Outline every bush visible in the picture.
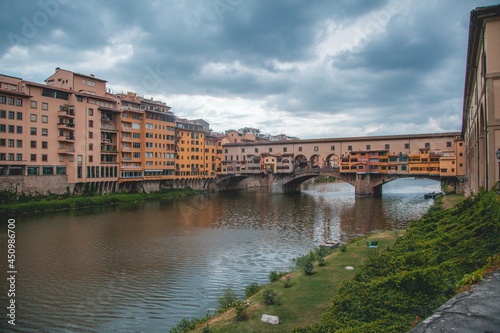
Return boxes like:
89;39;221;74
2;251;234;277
269;270;285;282
218;288;238;312
263;289;278;305
245;283;262;298
231;300;250;321
293;252;315;275
283;277;292;288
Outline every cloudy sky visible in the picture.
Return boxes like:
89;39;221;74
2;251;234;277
1;0;497;139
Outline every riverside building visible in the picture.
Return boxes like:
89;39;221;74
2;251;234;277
0;68;217;195
462;4;500;194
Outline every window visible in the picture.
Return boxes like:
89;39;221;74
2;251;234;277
133;133;140;139
0;110;5;118
330;145;335;151
0;96;5;104
255;148;258;153
8;125;14;133
88;120;93;127
41;88;69;100
366;145;371;150
133;153;140;158
89;143;93;151
89;131;93;139
283;147;288;152
8;139;14;147
89;155;93;163
88;108;93;116
31;101;37;109
314;146;319;152
42;115;48;123
298;147;303;152
348;145;352;151
8;153;14;161
16;140;22;148
425;142;431;149
8;97;15;105
42;102;48;110
16;98;22;106
8;111;14;119
41;128;48;136
31;114;37;122
446;141;452;148
42;141;48;149
385;144;390;150
16;112;22;120
0;124;5;132
30;154;36;162
0;139;4;146
404;143;410;149
133;143;140;149
16;154;22;161
30;141;36;148
269;148;273;153
16;126;22;134
42;154;48;162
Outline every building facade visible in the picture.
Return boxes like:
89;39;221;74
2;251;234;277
221;133;465;180
0;68;217;195
462;4;500;194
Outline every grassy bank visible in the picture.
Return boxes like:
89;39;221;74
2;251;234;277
0;188;200;216
183;231;402;333
294;189;499;333
179;190;498;333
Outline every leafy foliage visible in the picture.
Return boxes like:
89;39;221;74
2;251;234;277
262;289;278;305
244;282;263;298
293;189;500;333
217;288;238;313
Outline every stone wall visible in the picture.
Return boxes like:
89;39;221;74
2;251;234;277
0;175;69;195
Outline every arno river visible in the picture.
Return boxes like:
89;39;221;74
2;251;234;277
0;179;440;332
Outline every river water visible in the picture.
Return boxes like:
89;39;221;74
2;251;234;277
0;179;440;332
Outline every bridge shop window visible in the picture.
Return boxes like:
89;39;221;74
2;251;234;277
330;145;335;151
314;146;319;151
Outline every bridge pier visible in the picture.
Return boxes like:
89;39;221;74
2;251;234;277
353;174;383;196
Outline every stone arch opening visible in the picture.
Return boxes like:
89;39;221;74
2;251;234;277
326;154;339;170
310;154;324;168
294;155;308;169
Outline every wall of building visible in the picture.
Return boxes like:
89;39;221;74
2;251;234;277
0;175;68;195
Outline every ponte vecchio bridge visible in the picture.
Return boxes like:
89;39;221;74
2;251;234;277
218;132;466;196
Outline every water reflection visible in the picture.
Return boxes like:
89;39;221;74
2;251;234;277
0;179;440;332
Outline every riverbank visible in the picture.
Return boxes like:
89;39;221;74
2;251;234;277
181;189;498;333
0;188;200;216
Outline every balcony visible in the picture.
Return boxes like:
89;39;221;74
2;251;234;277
101;148;118;154
57;147;75;154
101;124;119;131
57;109;75;118
57;122;75;130
121;126;132;132
58;135;75;142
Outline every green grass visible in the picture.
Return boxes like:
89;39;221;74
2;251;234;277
0;188;199;216
189;231;402;333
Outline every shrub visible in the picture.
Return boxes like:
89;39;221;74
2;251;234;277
283;276;292;288
245;283;262;298
263;289;278;305
269;270;284;282
231;300;250;321
218;288;238;312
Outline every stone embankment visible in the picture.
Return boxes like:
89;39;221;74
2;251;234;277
409;271;500;333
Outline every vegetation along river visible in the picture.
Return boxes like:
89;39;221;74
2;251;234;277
0;179;440;332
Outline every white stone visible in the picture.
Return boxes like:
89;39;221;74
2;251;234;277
345;266;354;270
261;314;280;325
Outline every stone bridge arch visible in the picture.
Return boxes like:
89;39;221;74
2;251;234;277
310;154;324;168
